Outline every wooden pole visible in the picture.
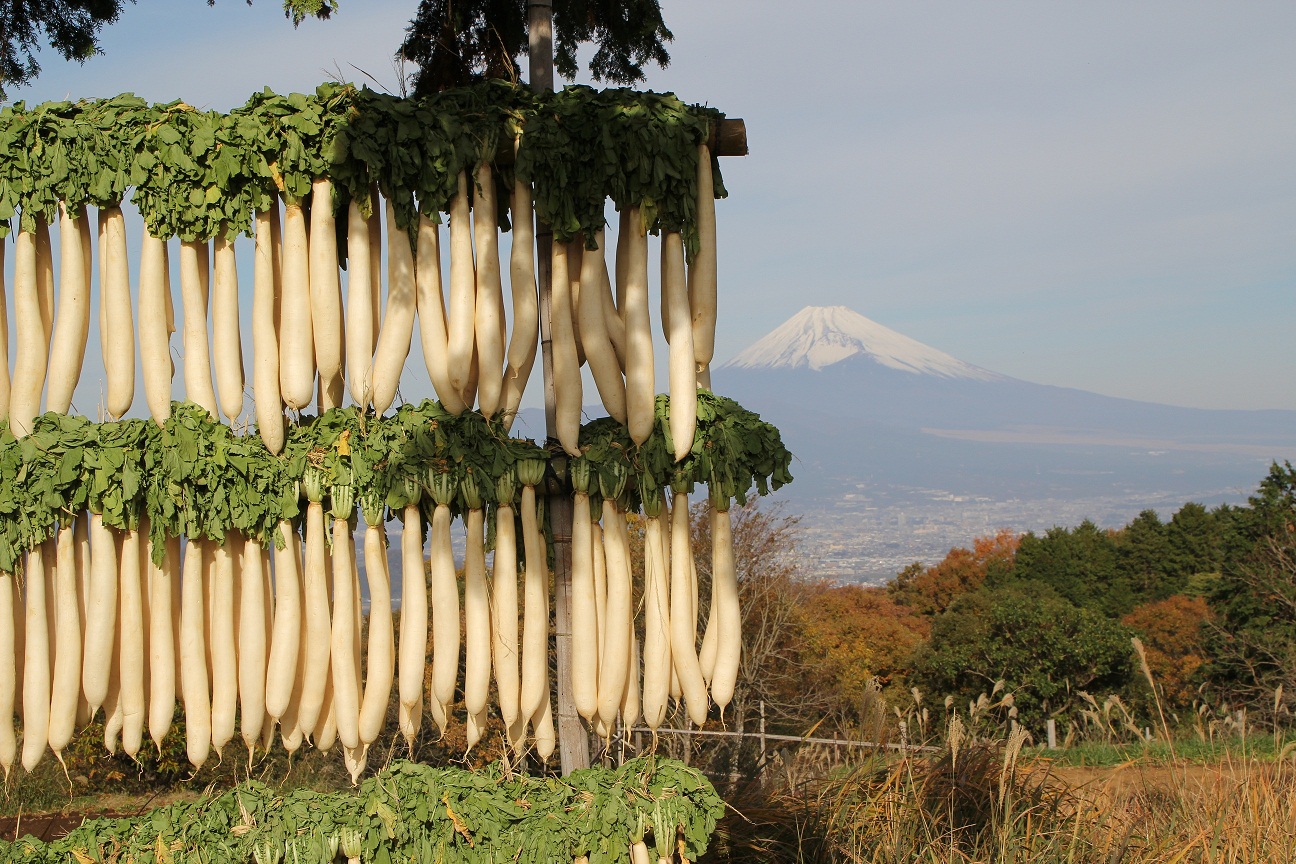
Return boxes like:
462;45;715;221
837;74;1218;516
528;0;589;775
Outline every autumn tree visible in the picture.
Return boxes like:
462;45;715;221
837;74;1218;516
1122;594;1212;713
888;528;1018;617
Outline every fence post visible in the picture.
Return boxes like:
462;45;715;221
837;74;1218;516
1046;718;1057;750
759;700;767;775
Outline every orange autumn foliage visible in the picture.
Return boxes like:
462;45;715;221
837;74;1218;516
1122;594;1213;710
888;528;1019;617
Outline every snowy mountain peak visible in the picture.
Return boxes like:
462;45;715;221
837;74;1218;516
721;305;1001;380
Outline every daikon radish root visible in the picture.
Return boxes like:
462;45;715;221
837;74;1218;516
138;229;174;426
82;513;118;716
279;199;315;411
8;229;45;436
670;490;708;724
427;470;459;728
343;741;366;785
251;208;284;452
345;198;374;407
35;217;54;342
461;474;491;726
641;490;672;730
47;523;80;759
600;255;626;372
238;536;267;754
698;549;718;685
101;624;122;754
620;625;641;731
690;143;718;388
415;215;467;414
98;206;134;419
212;234;244;422
0;571;16;778
578;229;627;423
709;502;741;716
663;231;697;461
472;163;505;417
367;186;382;351
359;495;393;747
500;159;538;426
12;560;23;726
466;705;487;752
592;517;609;682
265;520;302;722
533;691;555;762
371;201;417;414
148;535;178;751
570;461;598;722
397;490;426;752
21;544;51;771
45;204;91;414
309;178;345;410
209;539;238;757
597;490;631;728
178;240;218;415
329;486;360;752
314;672;336;752
118;526;146;759
550;242;581;456
518;459;549;722
297;470;331;737
180;540;211;770
568;242;586;369
491;470;521;732
447;170;477;402
278;556;310;756
622;207;654;444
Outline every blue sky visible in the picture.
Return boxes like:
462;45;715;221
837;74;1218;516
7;0;1295;412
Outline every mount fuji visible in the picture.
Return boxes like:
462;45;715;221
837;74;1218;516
713;306;1296;581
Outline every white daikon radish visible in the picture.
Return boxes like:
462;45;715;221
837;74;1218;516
671;491;708;724
0;571;16;777
265;520;301;722
138;229;174;426
47;523;80;758
446;171;476;401
698;549;719;685
278;561;309;756
663;232;696;461
345;198;374;407
500;162;538;425
491;472;521;732
359;495;393;747
461;476;491;723
21;544;50;771
550;242;581;455
82;513;118;716
472;163;505;417
427;471;459;726
253;209;284;452
568;242;586;369
367;187;382;351
597;499;631;727
622;208;654;444
11;561;22;726
101;626;122;755
518;464;549;722
690;143;718;388
309;178;345;409
180;540;211;769
279;199;315;411
8;229;44;436
641;496;672;730
710;505;741;716
620;625;641;731
209;539;238;756
592;519;609;682
397;495;426;751
297;470;331;736
35;217;54;342
97;206;134;419
238;536;267;753
314;672;336;752
415;215;467;414
178;240;217;415
533;692;555;762
329;486;360;751
600;255;626;372
578;230;627;424
371;201;417;414
148;535;178;751
45;205;91;414
570;464;599;722
212;234;244;422
118;526;145;759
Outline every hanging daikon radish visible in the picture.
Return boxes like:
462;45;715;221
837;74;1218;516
359;494;393;748
570;460;598;722
177;240;218;416
344;198;374;408
698;548;718;685
551;242;581;455
0;571;15;778
252;209;284;453
641;485;672;730
21;544;50;771
592;513;608;684
416;215;467;413
472;163;505;417
329;485;360;752
579;230;627;424
138;229;174;426
265;520;301;723
35;217;54;342
47;523;80;760
709;498;740;717
533;690;555;762
622;208;654;445
427;468;459;728
180;540;211;769
309;178;345;410
596;470;631;728
82;513;118;716
670;488;708;724
397;481;426;752
367;186;383;352
46;205;91;414
568;242;586;369
7;229;43;436
297;469;332;736
102;622;122;755
279;197;315;411
518;458;549;723
446;170;477;402
98;206;134;419
118;525;145;759
238;536;267;754
314;673;336;752
49;537;61;721
278;565;309;756
461;472;490;744
148;535;178;751
663;232;696;461
620;625;641;731
371;201;417;414
209;539;238;756
11;562;22;729
491;470;522;737
690;143;718;389
500;158;538;426
212;234;244;423
600;255;626;372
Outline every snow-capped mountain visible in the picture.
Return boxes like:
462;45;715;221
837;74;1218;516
723;305;1000;380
